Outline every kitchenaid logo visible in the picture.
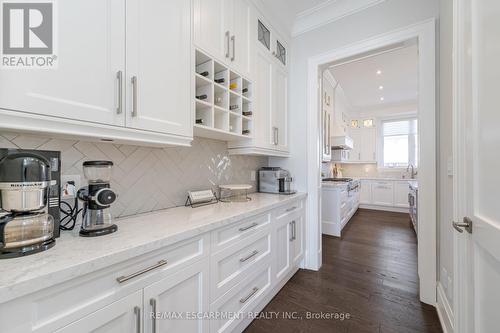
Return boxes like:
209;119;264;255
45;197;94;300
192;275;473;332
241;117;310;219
1;0;57;69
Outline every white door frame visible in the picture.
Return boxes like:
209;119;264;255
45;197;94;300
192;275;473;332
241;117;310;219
305;19;437;305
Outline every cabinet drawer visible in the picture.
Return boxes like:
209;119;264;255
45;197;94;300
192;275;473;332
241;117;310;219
274;200;304;220
22;234;209;333
210;263;272;333
210;230;271;301
211;213;271;253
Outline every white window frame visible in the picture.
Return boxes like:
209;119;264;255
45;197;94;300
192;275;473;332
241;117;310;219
378;116;418;169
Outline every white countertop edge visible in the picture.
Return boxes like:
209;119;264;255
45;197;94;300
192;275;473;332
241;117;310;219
0;192;307;303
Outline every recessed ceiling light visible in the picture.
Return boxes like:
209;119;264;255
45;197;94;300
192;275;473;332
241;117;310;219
380;97;385;101
379;85;384;90
376;70;382;75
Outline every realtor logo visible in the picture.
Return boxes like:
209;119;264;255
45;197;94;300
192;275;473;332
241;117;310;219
1;0;57;68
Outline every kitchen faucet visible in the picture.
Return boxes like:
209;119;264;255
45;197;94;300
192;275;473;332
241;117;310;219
406;164;418;179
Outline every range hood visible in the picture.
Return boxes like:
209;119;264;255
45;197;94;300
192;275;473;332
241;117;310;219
331;135;353;150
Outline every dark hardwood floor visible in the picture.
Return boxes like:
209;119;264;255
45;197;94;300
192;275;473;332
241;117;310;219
245;209;442;333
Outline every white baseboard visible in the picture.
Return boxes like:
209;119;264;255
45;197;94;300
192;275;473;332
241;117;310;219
359;204;409;213
436;282;454;333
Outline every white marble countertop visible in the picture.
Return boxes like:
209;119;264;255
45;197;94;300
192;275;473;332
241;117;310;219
0;192;306;304
354;177;417;181
321;182;348;189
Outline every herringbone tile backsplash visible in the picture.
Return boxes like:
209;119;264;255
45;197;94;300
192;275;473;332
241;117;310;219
0;132;268;218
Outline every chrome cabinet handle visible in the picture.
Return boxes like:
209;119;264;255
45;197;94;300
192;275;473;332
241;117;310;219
240;287;259;303
150;298;157;333
286;206;297;212
134;306;141;333
239;250;258;262
116;71;123;114
225;31;230;58
452;217;473;234
272;127;278;145
289;222;294;242
231;35;236;61
292;221;296;241
239;222;258;232
131;76;138;117
116;260;167;283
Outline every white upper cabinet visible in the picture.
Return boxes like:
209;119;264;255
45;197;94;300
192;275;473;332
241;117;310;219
193;0;228;61
0;0;126;126
348;126;377;163
271;64;288;151
126;0;192;137
0;0;193;147
253;49;273;149
193;0;251;78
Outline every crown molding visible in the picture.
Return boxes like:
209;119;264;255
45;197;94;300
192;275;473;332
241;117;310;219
292;0;387;37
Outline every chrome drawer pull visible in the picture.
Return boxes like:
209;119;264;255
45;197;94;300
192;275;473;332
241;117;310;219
286;206;297;212
116;260;167;283
150;298;157;333
239;222;258;232
239;250;259;262
134;306;141;333
240;287;259;304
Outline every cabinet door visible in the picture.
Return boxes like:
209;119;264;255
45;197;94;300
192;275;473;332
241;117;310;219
126;0;192;136
143;260;210;333
275;217;292;281
230;0;251;77
291;216;304;267
0;0;125;126
371;181;394;206
349;128;362;162
55;291;142;333
254;50;273;149
361;127;377;162
193;0;229;62
271;64;288;151
394;182;410;208
359;180;372;204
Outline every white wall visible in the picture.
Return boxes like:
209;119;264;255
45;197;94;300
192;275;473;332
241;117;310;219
438;0;454;306
270;0;439;193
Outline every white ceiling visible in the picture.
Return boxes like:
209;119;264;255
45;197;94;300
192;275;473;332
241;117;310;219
328;44;418;112
258;0;387;36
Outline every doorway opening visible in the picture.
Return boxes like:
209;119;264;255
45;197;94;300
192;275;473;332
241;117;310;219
304;20;436;305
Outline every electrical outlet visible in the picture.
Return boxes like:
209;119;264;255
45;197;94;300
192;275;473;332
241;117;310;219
61;175;81;199
250;171;256;181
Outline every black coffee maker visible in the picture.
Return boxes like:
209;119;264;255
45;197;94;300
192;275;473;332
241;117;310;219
0;149;61;258
77;161;117;237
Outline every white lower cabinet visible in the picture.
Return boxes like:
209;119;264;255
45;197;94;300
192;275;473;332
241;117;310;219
55;291;143;333
143;260;210;333
371;181;394;206
359;179;413;211
1;198;306;333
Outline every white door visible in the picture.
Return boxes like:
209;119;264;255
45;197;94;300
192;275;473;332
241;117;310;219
394;181;410;208
371;181;394;207
230;0;251;77
254;50;273;149
361;127;377;162
274;217;292;281
359;180;372;205
271;64;288;151
143;261;210;333
126;0;192;136
0;0;125;126
454;1;500;332
54;291;142;333
193;0;229;62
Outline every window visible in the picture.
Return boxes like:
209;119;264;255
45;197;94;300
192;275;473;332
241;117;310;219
276;40;286;65
258;20;270;50
381;118;418;168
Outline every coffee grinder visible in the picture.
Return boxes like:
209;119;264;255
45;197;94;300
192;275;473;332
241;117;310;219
77;161;117;237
